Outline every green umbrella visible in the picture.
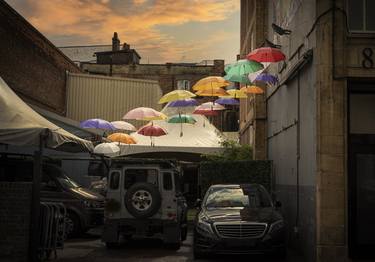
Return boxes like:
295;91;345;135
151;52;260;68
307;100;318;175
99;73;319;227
167;114;196;137
224;74;252;85
227;59;264;75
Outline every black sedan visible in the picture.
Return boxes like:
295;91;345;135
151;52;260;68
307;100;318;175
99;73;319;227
193;184;286;259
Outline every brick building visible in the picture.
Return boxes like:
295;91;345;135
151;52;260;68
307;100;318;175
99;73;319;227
240;0;375;261
0;1;81;116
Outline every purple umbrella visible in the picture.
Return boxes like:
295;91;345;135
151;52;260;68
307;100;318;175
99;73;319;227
168;98;198;107
80;118;116;130
255;73;278;85
215;97;240;105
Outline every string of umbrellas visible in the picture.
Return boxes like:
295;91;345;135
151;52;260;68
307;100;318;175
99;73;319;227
79;47;286;155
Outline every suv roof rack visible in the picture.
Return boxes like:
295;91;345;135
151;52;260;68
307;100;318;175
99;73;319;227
110;157;178;169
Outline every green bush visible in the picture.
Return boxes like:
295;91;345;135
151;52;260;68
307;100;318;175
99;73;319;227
204;140;252;161
199;160;272;197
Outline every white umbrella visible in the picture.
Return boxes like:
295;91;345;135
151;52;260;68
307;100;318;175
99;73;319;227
110;121;136;131
198;102;226;110
93;142;120;156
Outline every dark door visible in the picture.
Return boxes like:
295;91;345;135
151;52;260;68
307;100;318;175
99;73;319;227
348;82;375;258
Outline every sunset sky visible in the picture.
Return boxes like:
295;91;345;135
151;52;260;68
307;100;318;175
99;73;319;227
6;0;240;64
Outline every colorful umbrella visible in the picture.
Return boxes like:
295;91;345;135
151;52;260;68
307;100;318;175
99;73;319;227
158;90;196;104
142;113;168;121
110;121;136;131
123;107;164;120
215;97;240;105
195;88;229;97
224;74;252;85
137;124;167;146
254;73;278;85
107;133;137;144
168;114;197;137
226;59;264;75
241;85;264;94
192;76;230;91
93;142;120;156
80;118;115;130
246;47;286;63
193;109;219;116
225;89;248;99
168;98;198;107
198;102;226;111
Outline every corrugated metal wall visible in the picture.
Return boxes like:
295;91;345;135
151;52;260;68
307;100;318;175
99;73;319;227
66;73;162;127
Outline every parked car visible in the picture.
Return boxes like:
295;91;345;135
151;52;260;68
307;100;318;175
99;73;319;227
102;158;188;249
0;154;105;238
193;184;286;259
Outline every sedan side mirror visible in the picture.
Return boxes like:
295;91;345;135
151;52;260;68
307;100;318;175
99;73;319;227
275;201;282;208
195;198;202;209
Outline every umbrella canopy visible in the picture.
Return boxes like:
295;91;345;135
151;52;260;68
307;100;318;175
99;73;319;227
241;85;264;94
215;97;240;105
168;114;197;124
110;121;136;131
254;73;279;85
80;118;115;130
107;133;137;144
123;107;164;120
226;59;264;75
137;124;167;137
198;102;226;111
167;98;198;107
224;89;248;99
93;142;120;155
142;112;168;121
224;74;252;84
158;90;196;104
192;76;230;91
193;109;219;116
195;88;229;97
246;47;286;63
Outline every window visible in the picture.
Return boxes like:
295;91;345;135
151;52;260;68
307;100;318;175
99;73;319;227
124;169;158;189
174;172;182;194
109;171;120;190
177;80;190;90
163;172;173;191
348;0;375;32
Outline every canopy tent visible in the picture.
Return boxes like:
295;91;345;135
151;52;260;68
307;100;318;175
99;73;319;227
0;77;93;152
118;104;224;156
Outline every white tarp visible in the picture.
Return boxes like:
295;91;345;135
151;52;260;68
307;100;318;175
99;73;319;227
0;77;93;152
119;104;224;155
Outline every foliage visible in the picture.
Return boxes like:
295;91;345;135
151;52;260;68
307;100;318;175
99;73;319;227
199;160;272;197
203;140;253;161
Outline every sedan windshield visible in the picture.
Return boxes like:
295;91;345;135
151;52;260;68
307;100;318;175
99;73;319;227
204;186;272;208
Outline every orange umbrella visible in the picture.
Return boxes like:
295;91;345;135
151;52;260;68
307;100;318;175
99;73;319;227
107;133;137;144
241;85;264;94
192;76;230;91
196;88;229;97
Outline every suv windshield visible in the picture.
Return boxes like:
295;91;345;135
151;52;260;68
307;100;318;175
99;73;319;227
204;186;272;208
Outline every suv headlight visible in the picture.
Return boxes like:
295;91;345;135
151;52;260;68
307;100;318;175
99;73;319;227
268;220;284;234
196;215;214;235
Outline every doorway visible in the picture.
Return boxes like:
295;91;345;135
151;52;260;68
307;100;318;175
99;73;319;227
348;81;375;258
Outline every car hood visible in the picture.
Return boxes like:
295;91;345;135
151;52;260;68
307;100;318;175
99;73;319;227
203;207;281;224
69;187;105;201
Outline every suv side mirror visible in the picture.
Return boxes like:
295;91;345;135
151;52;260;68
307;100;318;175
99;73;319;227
275;200;282;208
195;199;202;209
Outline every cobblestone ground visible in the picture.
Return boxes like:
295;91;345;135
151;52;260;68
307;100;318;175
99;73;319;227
55;227;302;262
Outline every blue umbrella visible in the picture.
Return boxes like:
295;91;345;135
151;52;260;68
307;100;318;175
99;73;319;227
80;118;116;130
255;73;278;85
215;97;240;105
168;98;198;107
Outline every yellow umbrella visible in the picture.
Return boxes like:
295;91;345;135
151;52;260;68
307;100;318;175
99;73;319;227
192;76;230;91
141;112;168;121
222;89;248;98
196;88;229;97
241;85;264;94
107;133;137;144
158;90;196;104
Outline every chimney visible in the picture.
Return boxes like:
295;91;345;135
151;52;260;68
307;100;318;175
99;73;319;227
112;32;120;51
122;43;130;51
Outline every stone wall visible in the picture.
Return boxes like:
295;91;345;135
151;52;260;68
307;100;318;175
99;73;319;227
0;1;81;115
0;182;32;262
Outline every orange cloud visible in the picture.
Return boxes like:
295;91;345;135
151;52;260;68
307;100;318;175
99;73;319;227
12;0;239;63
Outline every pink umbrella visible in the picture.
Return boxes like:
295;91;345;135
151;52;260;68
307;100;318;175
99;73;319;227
198;102;226;111
123;107;163;120
137;124;167;146
110;121;136;131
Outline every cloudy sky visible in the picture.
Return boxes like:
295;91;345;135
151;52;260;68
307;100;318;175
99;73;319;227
6;0;240;64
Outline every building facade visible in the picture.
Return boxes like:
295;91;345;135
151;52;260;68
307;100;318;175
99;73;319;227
0;1;81;116
241;0;375;261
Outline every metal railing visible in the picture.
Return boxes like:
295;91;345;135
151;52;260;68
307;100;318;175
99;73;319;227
38;202;66;260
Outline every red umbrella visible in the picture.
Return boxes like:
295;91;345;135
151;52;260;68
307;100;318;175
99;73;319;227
246;47;286;63
193;109;219;116
137;124;167;146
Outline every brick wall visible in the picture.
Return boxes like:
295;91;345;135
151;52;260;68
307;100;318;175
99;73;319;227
0;182;32;262
0;1;81;116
